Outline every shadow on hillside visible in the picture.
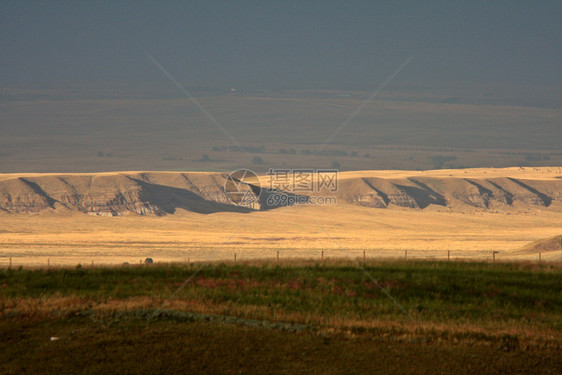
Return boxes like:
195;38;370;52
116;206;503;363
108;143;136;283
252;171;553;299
130;178;252;214
396;179;447;208
507;178;552;207
253;185;311;210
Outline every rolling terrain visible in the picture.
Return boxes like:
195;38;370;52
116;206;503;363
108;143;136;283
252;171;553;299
1;167;561;215
0;167;561;266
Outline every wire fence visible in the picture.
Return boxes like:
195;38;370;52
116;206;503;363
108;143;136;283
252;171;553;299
0;248;548;268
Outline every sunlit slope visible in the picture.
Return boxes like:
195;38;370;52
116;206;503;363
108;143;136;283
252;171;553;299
332;173;561;210
1;167;560;215
511;235;562;261
0;172;247;215
1;167;560;265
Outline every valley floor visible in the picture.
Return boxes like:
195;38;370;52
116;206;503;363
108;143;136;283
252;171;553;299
1;205;561;267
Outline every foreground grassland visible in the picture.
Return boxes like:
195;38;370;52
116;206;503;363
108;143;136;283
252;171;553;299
1;260;560;374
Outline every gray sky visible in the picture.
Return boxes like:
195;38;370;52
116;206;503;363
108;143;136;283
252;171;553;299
1;1;560;90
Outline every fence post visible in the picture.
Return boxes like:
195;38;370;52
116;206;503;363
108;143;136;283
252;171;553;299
448;250;450;261
277;250;279;262
321;250;324;260
234;253;237;262
539;252;541;262
9;257;12;268
363;250;366;261
405;250;407;260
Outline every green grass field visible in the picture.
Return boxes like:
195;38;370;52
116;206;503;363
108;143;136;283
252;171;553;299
1;260;560;374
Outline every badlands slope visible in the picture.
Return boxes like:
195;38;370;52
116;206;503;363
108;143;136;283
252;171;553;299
0;167;561;266
1;167;561;215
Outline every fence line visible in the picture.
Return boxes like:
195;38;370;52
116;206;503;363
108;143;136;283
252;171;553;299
0;249;549;268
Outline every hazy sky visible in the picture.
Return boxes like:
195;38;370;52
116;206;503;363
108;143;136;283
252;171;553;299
1;1;560;90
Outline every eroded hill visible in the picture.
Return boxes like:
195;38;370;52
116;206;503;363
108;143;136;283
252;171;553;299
335;175;560;210
0;168;560;215
0;172;249;215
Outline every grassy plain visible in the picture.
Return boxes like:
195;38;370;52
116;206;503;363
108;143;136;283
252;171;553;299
2;82;560;373
1;201;561;267
1;260;560;374
1;167;561;267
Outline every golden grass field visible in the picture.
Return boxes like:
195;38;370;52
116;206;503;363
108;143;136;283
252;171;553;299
1;167;560;267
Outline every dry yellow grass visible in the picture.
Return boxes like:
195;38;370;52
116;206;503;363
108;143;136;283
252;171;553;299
259;166;562;183
1;167;560;267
